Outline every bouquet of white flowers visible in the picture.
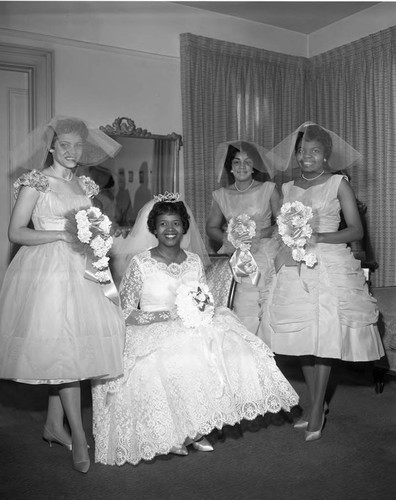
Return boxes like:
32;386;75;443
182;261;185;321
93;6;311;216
175;281;214;328
227;213;256;251
227;214;260;284
277;201;317;268
69;207;113;283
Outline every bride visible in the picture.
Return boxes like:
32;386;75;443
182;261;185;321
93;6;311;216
92;193;298;466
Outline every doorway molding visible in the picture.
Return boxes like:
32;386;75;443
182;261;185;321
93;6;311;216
0;43;53;128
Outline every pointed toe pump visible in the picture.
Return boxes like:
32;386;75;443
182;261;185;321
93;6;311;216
305;413;326;443
42;426;72;451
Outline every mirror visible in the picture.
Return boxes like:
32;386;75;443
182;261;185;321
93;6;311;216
88;116;182;227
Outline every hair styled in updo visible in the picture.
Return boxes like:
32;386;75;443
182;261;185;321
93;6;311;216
50;118;89;144
45;118;89;167
224;141;268;184
294;125;333;160
147;201;190;235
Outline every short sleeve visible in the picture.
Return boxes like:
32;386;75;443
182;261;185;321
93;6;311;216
13;170;50;198
79;176;100;199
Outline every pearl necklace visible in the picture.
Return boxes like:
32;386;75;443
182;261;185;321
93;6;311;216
301;170;325;181
234;178;254;193
50;165;73;182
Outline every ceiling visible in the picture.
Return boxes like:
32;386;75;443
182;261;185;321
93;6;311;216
174;1;381;34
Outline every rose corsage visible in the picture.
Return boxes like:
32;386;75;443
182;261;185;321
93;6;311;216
175;281;214;328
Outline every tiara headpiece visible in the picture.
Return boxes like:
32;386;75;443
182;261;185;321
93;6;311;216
153;192;180;203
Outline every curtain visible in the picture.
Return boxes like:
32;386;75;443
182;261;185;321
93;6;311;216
308;27;396;286
153;138;176;194
180;33;308;248
180;29;396;286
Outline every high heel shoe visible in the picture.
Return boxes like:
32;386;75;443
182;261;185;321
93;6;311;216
192;437;214;452
293;418;309;429
305;412;326;442
72;445;90;473
170;445;189;456
294;402;329;430
43;426;72;451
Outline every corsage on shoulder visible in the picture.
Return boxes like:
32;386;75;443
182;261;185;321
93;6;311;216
13;170;50;198
175;281;214;328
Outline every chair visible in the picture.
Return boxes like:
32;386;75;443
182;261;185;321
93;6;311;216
205;254;237;309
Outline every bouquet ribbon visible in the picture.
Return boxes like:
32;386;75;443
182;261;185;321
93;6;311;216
229;248;260;285
84;256;120;306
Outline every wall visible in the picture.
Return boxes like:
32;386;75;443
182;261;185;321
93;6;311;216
1;1;394;139
309;2;396;56
0;1;306;138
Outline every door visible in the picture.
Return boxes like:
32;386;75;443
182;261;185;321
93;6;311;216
0;69;28;286
0;44;53;286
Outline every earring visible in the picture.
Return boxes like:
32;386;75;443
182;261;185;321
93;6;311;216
324;158;327;162
49;149;54;153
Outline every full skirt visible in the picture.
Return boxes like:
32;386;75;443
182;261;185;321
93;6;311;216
92;308;298;466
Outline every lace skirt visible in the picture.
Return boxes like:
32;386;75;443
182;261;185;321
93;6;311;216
92;308;298;466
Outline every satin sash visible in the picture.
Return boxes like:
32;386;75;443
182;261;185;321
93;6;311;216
229;248;260;285
84;256;120;306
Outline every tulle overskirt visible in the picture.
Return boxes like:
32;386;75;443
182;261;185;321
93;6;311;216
0;241;125;383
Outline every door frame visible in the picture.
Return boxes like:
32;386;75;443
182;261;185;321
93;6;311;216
0;42;53;129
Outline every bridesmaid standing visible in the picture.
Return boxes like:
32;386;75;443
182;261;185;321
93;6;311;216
206;141;280;334
0;116;125;472
258;123;384;441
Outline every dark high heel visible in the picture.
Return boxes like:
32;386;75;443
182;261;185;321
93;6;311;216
72;444;90;473
43;425;72;451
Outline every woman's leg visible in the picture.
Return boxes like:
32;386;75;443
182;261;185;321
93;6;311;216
307;358;332;432
58;382;89;465
44;387;72;444
300;355;316;419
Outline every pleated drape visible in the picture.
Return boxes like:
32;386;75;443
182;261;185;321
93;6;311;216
180;33;307;249
308;27;396;286
180;29;396;286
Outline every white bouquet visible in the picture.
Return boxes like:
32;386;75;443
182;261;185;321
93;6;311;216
227;213;256;251
277;201;317;268
69;207;113;283
226;214;260;283
175;281;214;328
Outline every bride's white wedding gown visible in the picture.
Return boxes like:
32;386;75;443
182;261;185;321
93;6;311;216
92;250;298;466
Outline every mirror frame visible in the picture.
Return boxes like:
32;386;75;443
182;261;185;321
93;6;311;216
100;116;182;190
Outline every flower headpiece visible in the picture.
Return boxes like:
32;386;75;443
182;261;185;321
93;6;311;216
153;192;180;203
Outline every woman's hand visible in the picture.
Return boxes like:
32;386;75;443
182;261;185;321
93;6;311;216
221;233;236;254
307;232;321;246
58;231;76;244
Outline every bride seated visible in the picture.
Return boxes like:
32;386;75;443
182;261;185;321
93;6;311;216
92;193;298;466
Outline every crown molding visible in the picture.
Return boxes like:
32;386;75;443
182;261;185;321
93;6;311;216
0;27;179;62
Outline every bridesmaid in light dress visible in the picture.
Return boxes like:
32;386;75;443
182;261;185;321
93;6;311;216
258;123;384;441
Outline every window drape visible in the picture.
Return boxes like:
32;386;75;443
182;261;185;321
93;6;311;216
180;29;396;286
308;27;396;287
180;33;307;249
153;138;176;194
